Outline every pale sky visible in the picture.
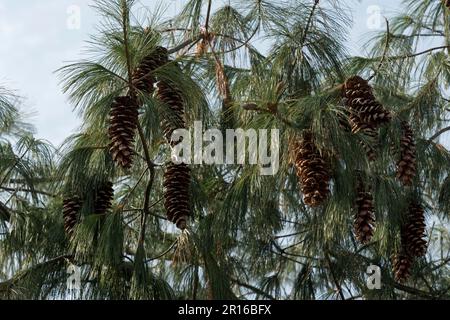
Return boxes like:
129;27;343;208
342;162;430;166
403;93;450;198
0;0;406;146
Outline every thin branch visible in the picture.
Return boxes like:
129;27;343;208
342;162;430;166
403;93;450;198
387;45;450;61
368;18;390;81
205;0;213;32
137;124;156;247
120;0;134;96
0;144;33;188
325;251;345;300
427;126;450;142
0;187;56;198
145;240;178;263
300;0;320;47
167;35;202;55
230;278;276;300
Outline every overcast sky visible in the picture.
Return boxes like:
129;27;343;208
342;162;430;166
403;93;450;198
0;0;405;146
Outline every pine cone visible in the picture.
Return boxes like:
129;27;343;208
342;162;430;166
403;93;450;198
396;122;416;186
94;181;114;215
344;76;391;132
392;252;413;282
338;103;377;161
108;96;139;169
354;178;376;244
156;80;186;146
293;131;331;207
132;46;168;94
63;196;82;237
446;0;450;9
163;162;191;230
402;202;427;257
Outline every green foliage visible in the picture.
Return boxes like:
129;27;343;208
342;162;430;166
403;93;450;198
1;0;450;300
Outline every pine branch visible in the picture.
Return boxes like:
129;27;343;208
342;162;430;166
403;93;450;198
0;186;57;198
368;19;390;81
230;278;276;300
428;126;450;142
300;0;320;48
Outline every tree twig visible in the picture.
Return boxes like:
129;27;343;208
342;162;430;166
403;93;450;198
368;18;390;81
427;126;450;142
230;278;276;300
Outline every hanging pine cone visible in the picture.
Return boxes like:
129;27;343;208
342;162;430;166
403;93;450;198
132;46;168;94
338;102;377;161
108;96;139;169
353;178;376;244
402;202;427;257
392;252;413;282
343;76;391;132
94;181;114;215
445;0;450;9
63;196;82;237
396;121;416;186
156;80;186;146
163;162;191;230
293;131;331;207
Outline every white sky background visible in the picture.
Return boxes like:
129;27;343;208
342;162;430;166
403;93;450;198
0;0;429;147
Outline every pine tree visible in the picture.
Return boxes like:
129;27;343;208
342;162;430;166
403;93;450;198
1;0;450;301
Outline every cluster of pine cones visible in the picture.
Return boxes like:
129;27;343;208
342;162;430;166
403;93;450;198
62;181;115;237
64;44;192;236
291;75;425;282
157;78;191;230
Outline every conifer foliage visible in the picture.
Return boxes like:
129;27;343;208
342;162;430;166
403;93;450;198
1;0;450;301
